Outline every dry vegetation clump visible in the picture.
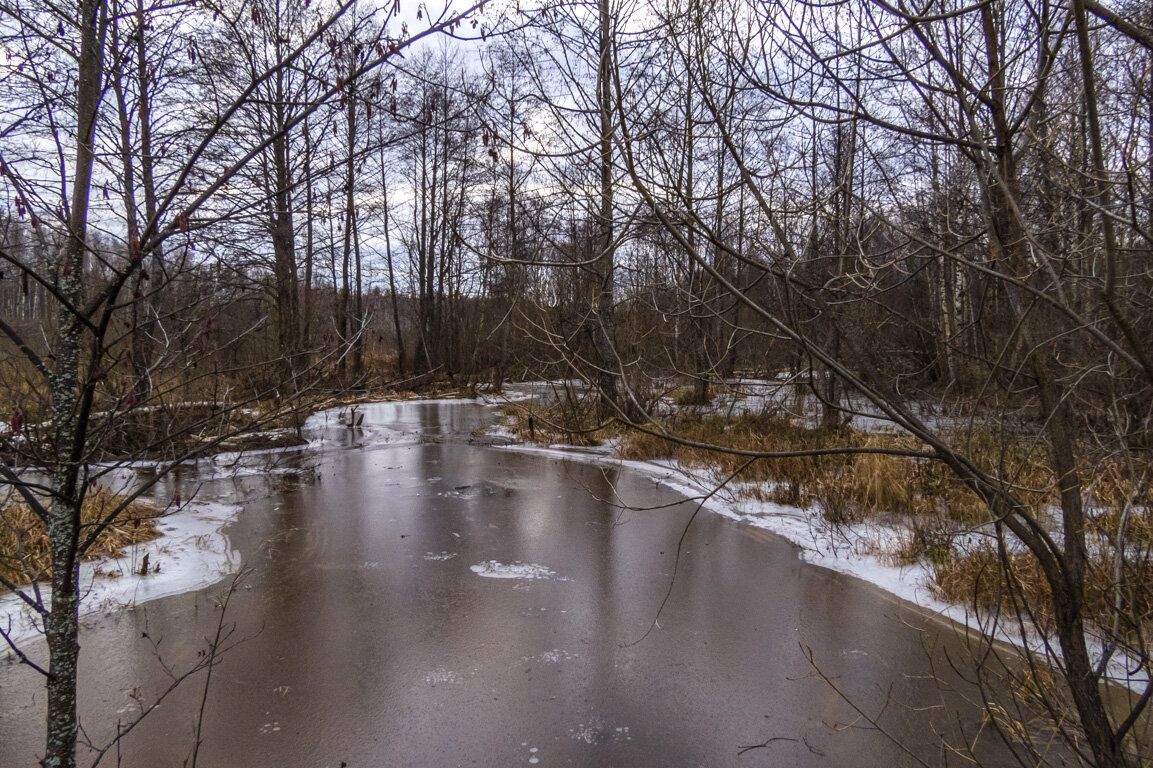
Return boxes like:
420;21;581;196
616;412;928;522
914;460;994;525
670;386;713;407
932;545;1040;612
933;540;1153;644
0;486;160;586
618;408;1148;524
499;394;607;447
1092;507;1153;545
931;460;1151;636
892;518;956;566
1088;457;1153;513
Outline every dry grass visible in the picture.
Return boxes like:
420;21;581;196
892;518;955;566
617;412;930;522
617;409;1148;525
671;386;713;407
1092;507;1153;545
0;487;160;586
933;545;1021;610
1090;458;1153;512
499;395;607;447
933;541;1153;643
617;406;1153;641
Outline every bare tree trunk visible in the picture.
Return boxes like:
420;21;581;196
413;116;434;373
271;59;299;384
110;23;146;393
498;96;519;390
302;115;314;358
978;5;1125;763
339;97;355;379
133;0;160;396
44;2;105;765
595;0;620;417
684;78;710;403
380;164;405;374
272;129;298;384
110;1;158;403
352;198;363;381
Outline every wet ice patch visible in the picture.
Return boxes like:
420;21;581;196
424;551;457;561
259;721;281;734
569;720;630;745
470;561;567;581
527;649;576;664
424;668;462;686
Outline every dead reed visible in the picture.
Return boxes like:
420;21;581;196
0;486;160;586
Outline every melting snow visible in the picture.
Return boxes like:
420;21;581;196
469;561;566;581
424;668;463;685
1;501;242;650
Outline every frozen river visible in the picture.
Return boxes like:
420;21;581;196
0;398;1026;766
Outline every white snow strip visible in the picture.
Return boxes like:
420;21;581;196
1;500;242;650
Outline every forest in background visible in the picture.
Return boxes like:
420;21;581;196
2;0;1152;764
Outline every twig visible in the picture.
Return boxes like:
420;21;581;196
621;456;759;648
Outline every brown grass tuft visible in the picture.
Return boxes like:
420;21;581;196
671;386;712;407
893;518;955;566
1092;507;1153;545
618;413;925;521
1;486;160;587
499;394;607;447
933;541;1153;643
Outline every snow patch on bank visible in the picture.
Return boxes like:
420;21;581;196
1;500;242;650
